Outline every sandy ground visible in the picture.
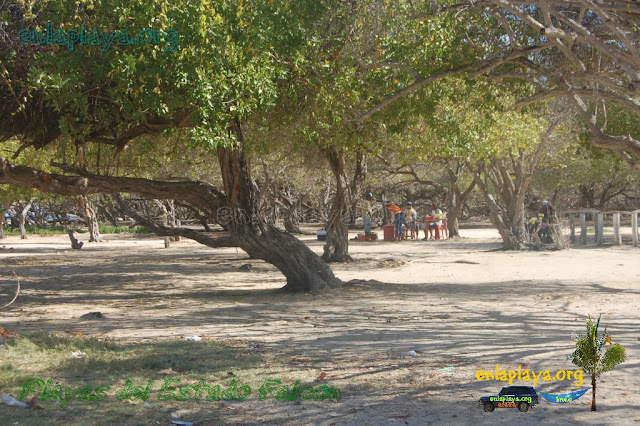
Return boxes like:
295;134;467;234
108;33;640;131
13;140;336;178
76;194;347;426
1;224;639;425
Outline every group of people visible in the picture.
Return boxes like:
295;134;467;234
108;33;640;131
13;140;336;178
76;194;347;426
528;200;555;243
361;193;445;242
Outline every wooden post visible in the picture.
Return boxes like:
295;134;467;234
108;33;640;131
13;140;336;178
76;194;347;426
632;213;638;247
580;213;587;245
613;213;622;245
596;213;604;245
569;213;576;244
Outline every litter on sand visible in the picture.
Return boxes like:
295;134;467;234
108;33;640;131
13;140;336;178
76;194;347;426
1;394;28;408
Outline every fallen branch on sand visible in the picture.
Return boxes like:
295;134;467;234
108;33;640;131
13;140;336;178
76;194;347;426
0;270;20;311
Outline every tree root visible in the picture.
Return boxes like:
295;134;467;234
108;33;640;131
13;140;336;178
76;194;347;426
0;270;20;311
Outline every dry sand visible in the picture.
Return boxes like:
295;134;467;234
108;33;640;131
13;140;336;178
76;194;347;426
1;224;639;425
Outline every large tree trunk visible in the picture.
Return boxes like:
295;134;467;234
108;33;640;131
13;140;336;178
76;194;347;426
444;160;476;238
217;119;339;292
75;195;101;242
0;152;339;293
319;147;352;263
348;150;368;226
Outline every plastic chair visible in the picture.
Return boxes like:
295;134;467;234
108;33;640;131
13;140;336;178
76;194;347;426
434;213;448;240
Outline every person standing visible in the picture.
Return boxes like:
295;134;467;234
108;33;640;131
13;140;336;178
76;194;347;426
362;192;375;241
385;203;405;241
404;202;418;239
539;201;554;243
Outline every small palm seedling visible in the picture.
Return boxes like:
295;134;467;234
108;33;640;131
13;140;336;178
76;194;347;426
567;314;626;411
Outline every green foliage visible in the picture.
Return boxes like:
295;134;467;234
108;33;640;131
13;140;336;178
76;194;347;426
567;314;626;376
98;224;149;234
533;136;640;208
10;0;319;149
0;332;262;423
3;225;82;236
567;314;626;411
2;224;148;236
389;77;544;164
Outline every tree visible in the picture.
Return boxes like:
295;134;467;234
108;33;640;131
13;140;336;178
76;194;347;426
361;1;640;170
567;314;626;411
532;102;640;208
379;120;478;238
389;74;558;249
75;195;101;242
0;0;341;292
533;142;640;209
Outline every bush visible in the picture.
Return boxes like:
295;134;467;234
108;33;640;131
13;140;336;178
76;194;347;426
4;224;150;236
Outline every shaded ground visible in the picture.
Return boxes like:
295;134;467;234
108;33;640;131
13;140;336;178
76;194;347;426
1;224;639;425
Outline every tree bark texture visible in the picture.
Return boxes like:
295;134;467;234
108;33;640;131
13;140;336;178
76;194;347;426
469;159;531;250
348;150;368;226
445;161;476;238
319;146;352;263
75;195;101;242
17;199;33;240
217;119;339;292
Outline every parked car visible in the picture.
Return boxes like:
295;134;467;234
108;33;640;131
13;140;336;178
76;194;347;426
479;386;539;412
66;214;81;222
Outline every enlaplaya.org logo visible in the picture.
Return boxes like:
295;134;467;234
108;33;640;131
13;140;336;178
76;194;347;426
18;22;179;52
476;365;583;386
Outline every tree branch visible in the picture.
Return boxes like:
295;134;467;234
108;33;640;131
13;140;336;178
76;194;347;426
358;43;552;124
113;195;238;248
0;157;226;217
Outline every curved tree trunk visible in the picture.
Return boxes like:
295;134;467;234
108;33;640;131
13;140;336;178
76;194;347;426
218;119;340;292
1;147;339;293
76;195;101;242
319;146;352;263
283;208;303;233
283;196;305;234
17;199;33;240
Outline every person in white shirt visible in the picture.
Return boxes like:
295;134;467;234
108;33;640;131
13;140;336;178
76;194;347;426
404;201;418;239
426;202;442;240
